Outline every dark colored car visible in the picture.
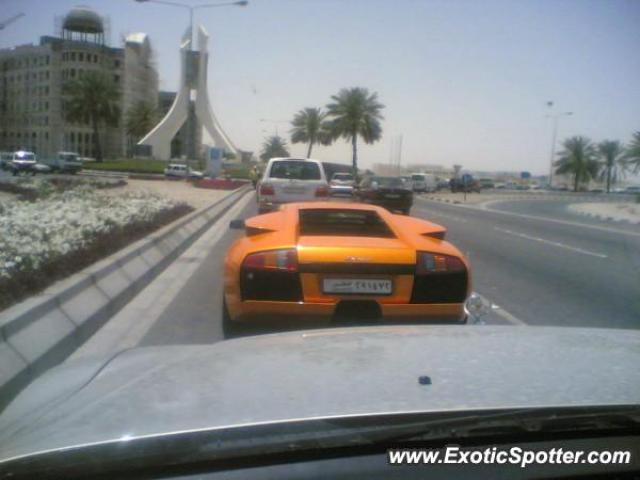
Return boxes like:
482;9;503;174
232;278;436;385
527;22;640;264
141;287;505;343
450;174;481;193
355;176;413;214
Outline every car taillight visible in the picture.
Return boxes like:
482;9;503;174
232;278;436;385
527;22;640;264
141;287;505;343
240;249;302;301
411;251;468;304
416;252;465;275
260;183;275;195
243;249;298;272
315;185;329;197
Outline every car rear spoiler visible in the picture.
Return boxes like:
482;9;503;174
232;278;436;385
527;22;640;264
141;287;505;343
230;212;281;237
391;214;447;240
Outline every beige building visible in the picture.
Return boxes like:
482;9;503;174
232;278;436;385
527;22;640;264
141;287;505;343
0;6;158;159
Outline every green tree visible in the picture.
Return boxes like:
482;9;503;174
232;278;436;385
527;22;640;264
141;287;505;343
625;131;640;173
290;107;332;158
260;135;290;162
64;71;120;162
597;140;628;193
325;87;384;179
125;101;157;157
554;136;599;192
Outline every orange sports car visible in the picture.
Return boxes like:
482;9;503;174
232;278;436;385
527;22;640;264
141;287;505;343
223;202;471;336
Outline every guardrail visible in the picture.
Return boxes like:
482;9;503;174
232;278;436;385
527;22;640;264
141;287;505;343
0;186;251;410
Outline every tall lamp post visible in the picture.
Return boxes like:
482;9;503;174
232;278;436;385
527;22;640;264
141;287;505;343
546;109;573;187
134;0;248;50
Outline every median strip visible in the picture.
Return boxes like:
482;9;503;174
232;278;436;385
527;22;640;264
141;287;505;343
0;186;250;410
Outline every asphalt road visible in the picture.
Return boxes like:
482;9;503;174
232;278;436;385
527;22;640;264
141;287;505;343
131;193;640;350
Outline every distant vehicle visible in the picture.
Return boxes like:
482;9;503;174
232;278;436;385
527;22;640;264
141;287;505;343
32;163;52;173
224;202;468;336
42;151;83;174
478;178;495;189
164;163;204;180
588;187;604;193
355;176;413;214
257;157;329;214
6;150;37;176
494;182;506;189
450;174;481;193
410;173;437;193
329;172;355;196
436;178;450;191
624;186;640;193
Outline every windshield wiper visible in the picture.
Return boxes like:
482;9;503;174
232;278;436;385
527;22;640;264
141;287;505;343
354;405;640;444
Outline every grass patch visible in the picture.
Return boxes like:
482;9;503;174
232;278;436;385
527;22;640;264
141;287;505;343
0;203;193;311
222;164;251;179
86;159;167;174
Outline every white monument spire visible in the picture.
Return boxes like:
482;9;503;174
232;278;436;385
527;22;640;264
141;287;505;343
138;25;238;160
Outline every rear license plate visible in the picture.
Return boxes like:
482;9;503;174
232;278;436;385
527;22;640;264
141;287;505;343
323;278;392;295
385;194;401;198
283;186;306;194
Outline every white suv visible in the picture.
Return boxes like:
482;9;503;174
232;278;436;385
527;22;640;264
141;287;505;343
257;158;329;213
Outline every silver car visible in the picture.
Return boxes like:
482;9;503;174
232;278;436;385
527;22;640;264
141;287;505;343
0;326;638;478
257;157;329;213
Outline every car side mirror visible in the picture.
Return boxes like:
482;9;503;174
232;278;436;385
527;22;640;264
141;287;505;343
229;219;245;230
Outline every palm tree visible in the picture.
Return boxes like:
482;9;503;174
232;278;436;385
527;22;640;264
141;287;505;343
260;135;290;162
597;140;628;193
625;131;640;173
554;136;599;192
290;107;331;158
64;71;120;162
325;87;384;179
125;101;157;156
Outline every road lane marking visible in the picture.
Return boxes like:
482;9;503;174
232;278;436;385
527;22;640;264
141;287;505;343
415;197;640;238
70;191;255;360
473;291;527;326
494;227;608;258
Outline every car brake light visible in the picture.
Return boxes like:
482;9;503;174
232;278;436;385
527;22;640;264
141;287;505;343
243;249;298;272
416;252;465;275
315;185;329;197
260;183;275;195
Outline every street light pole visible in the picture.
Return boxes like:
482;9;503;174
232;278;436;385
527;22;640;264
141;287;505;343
546;110;573;187
135;0;248;50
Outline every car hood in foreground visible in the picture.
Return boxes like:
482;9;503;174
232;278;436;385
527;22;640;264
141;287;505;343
1;325;639;463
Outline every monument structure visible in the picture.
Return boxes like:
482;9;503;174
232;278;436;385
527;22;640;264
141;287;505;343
138;25;237;160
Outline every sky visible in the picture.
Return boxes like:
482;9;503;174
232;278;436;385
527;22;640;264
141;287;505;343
1;0;639;174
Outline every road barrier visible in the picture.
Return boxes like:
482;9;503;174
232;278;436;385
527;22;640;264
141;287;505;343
0;186;251;410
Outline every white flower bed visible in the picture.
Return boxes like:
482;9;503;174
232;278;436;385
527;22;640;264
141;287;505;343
0;184;179;280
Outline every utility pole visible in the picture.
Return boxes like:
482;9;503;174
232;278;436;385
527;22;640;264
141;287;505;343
546;101;573;188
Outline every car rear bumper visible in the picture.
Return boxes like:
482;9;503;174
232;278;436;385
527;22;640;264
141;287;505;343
258;198;328;213
365;198;413;211
230;300;466;325
330;185;354;195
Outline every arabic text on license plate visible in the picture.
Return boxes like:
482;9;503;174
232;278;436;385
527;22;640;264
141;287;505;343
284;187;306;194
323;278;392;295
385;194;400;198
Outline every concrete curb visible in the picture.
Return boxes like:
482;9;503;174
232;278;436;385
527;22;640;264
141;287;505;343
567;204;640;225
0;186;251;408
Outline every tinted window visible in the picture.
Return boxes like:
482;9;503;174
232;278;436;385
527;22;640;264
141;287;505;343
373;177;405;188
299;209;396;238
270;161;321;180
333;173;353;181
411;174;425;181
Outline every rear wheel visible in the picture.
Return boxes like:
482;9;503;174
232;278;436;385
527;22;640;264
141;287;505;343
222;296;244;339
402;208;411;215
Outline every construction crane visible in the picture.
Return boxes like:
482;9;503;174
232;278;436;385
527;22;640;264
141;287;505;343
0;13;25;31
